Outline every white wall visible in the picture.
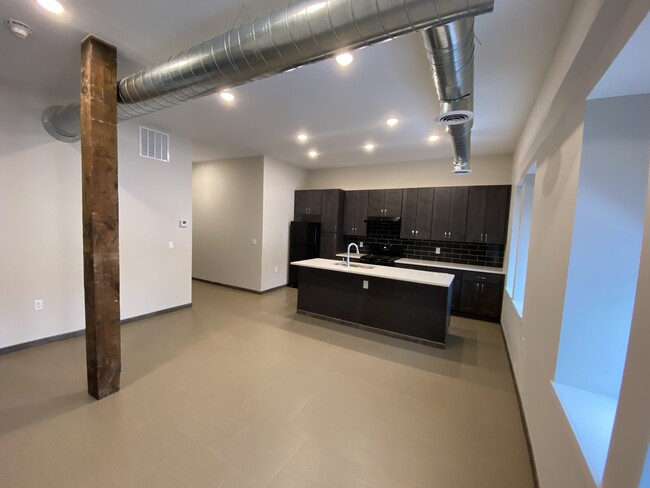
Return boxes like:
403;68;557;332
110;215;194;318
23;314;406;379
501;0;650;487
304;154;512;190
261;157;307;291
0;88;85;349
0;86;193;349
118;120;193;319
192;156;264;291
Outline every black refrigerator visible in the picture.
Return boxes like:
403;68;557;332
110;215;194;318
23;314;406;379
288;221;321;288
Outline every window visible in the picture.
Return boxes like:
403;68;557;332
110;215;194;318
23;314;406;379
506;165;536;316
554;94;649;485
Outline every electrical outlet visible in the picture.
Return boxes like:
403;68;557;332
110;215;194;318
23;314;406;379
274;266;278;273
435;247;441;255
362;280;369;289
33;299;43;311
359;241;364;248
168;241;174;249
251;239;257;246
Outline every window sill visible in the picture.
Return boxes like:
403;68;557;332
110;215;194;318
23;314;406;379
553;382;618;485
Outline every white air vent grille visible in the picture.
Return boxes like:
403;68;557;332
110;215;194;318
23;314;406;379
139;126;169;161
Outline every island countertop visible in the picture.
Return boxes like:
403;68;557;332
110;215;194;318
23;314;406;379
291;258;454;287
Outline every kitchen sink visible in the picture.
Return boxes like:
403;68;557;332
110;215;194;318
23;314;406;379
333;262;375;269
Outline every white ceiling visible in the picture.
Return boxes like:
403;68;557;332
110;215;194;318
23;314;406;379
0;0;574;168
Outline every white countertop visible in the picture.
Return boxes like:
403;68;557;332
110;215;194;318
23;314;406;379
396;258;505;274
291;258;454;287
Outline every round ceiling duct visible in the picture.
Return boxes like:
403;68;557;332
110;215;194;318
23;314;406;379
4;19;33;39
435;110;474;126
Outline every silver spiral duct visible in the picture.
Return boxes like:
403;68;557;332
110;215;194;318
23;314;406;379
422;18;476;173
42;0;493;143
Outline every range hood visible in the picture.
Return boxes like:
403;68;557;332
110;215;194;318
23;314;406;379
365;216;401;223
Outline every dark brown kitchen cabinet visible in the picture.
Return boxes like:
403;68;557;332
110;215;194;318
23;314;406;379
343;190;368;236
294;190;322;221
367;189;403;218
459;271;505;321
431;186;468;241
320;232;341;259
465;185;511;245
400;188;434;240
320;189;344;233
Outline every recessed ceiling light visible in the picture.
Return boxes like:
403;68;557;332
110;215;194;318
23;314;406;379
37;0;65;15
363;143;375;152
297;133;309;143
335;52;354;67
428;135;440;142
386;118;399;127
308;150;319;159
219;90;236;102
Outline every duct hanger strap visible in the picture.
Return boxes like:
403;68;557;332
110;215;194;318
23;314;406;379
43;0;493;142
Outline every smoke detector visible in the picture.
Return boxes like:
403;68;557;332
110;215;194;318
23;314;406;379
4;19;33;39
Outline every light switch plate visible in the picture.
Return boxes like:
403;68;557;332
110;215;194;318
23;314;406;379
363;280;369;289
168;241;174;249
33;299;43;311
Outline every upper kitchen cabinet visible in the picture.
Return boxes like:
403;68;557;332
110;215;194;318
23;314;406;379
320;189;345;233
294;190;322;221
367;189;403;218
400;188;434;240
465;185;511;245
343;190;369;236
431;186;469;241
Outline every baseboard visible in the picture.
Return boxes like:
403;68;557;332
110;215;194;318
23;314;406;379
499;324;541;488
120;303;192;325
0;329;85;356
192;277;287;295
0;303;193;356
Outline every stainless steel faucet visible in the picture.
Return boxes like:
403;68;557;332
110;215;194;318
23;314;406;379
346;243;360;268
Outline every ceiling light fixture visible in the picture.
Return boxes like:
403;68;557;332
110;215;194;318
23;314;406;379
4;19;33;39
386;118;399;127
363;143;375;152
335;52;354;67
308;150;319;159
428;135;440;142
219;90;235;103
296;133;309;143
36;0;65;15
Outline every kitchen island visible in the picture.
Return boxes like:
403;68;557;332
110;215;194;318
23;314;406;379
291;258;454;347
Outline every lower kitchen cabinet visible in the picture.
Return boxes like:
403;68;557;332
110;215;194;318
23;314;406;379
458;271;504;321
396;263;504;321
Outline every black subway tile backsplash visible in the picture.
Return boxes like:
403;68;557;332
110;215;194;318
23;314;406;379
345;221;505;268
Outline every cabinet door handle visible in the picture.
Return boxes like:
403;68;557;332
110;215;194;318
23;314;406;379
476;283;479;292
411;230;414;236
480;233;484;241
485;234;488;242
481;284;485;293
415;230;419;236
449;231;452;239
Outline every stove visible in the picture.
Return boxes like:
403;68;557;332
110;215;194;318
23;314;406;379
359;244;404;267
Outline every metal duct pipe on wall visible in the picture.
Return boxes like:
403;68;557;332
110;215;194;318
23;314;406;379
422;18;476;173
42;0;493;143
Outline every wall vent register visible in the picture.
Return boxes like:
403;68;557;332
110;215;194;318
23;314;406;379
139;126;169;162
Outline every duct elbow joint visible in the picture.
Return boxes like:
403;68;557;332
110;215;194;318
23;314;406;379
41;105;81;143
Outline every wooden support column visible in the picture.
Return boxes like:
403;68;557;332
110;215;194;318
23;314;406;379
80;36;121;400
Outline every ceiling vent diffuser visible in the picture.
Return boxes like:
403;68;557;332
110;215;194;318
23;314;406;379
139;126;169;162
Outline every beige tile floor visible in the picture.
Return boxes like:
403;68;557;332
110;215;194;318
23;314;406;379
0;280;534;487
